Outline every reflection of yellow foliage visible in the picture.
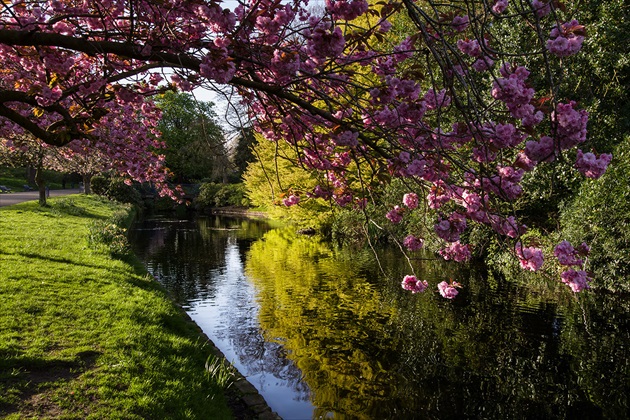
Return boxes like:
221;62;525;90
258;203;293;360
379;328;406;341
246;228;408;418
244;224;621;417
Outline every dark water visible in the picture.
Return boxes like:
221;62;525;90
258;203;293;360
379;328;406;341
129;216;630;419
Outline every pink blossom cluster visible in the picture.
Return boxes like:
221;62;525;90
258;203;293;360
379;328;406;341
403;193;419;209
434;213;467;242
451;15;470;32
439;242;472;262
560;269;591;293
283;194;300;206
525;136;555;163
554;241;592;292
546;20;585;57
531;0;551;17
515;243;544;271
553;101;589;149
386;205;404;224
492;0;509;14
325;0;369;21
457;39;481;57
575;150;612;179
401;275;428;293
492;65;544;127
437;280;460;299
403;235;424;251
554;240;587;267
490;215;524;239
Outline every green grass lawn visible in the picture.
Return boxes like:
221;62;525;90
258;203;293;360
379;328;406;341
0;195;234;419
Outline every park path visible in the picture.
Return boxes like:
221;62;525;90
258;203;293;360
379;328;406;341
0;188;83;207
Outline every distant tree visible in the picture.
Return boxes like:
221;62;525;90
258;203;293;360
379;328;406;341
48;143;110;195
0;134;51;205
231;126;256;181
155;92;227;183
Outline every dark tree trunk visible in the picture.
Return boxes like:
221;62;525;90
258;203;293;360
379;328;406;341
35;165;46;206
82;174;92;195
27;166;36;186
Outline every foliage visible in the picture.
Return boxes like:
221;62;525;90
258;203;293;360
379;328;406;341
205;355;236;390
195;182;250;209
243;134;333;230
230;126;256;181
0;166;63;191
155;91;229;183
90;175;143;207
90;174;109;196
0;195;233;418
88;207;135;258
0;0;619;294
560;137;630;291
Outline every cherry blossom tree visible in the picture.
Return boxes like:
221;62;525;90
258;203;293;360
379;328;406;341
0;134;52;205
0;0;611;294
47;141;111;195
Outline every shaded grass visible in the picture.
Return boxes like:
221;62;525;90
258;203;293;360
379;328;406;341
0;166;63;190
0;195;233;419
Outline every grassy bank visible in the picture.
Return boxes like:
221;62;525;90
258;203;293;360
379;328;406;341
0;195;233;419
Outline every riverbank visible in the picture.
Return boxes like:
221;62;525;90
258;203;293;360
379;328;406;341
0;195;272;418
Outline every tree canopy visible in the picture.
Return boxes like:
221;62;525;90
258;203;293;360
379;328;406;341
155;91;228;183
0;0;615;294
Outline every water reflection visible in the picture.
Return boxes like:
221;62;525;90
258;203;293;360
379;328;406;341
130;216;630;419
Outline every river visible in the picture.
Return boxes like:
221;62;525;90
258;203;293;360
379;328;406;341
129;215;630;419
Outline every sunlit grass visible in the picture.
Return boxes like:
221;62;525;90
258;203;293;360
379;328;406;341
0;195;233;419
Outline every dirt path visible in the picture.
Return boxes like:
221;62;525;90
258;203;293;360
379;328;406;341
0;188;82;207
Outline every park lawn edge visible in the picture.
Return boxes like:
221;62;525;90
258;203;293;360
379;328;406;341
0;195;234;419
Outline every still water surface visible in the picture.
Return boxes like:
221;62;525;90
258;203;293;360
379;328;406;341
129;216;629;419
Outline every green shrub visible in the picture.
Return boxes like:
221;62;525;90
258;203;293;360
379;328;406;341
195;182;250;209
90;175;109;196
90;175;143;207
87;208;134;258
107;178;143;207
560;137;630;291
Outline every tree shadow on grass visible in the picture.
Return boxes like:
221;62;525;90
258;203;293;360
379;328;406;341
0;350;100;417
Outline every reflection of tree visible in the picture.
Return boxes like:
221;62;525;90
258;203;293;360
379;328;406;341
129;217;270;306
129;217;629;418
245;227;629;418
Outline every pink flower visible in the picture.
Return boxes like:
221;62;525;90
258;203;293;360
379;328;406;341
283;194;300;206
525;136;555;162
515;243;544;271
553;101;589;149
492;0;508;14
402;275;428;293
437;280;460;299
472;57;494;72
451;15;470;32
386;205;403;223
575;149;612;179
531;0;551;17
403;235;424;251
434;213;467;242
546;20;585;57
325;0;369;21
403;192;419;209
439;241;472;262
457;39;481;57
554;240;584;267
560;269;591;292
